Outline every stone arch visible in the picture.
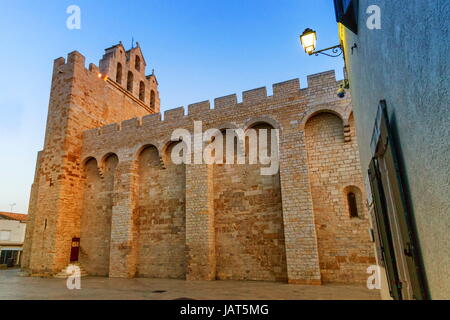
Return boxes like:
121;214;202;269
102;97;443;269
213;119;287;282
160;139;189;167
345;110;354;126
163;140;187;167
205;123;239;165
304;111;345;142
243;120;280;167
127;71;134;92
116;62;122;84
137;145;160;169
216;121;239;131
160;139;178;159
99;152;120;172
102;153;119;179
81;156;97;168
343;112;356;142
305;112;372;283
135;55;141;71
80;153;118;276
150;90;156;109
343;185;364;219
133;142;161;161
139;81;145;102
81;157;99;174
136;142;186;279
300;106;346;130
244;116;282;132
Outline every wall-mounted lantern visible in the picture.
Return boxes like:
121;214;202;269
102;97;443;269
300;28;343;57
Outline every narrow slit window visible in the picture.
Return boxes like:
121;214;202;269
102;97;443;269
127;71;134;92
116;63;122;84
150;90;155;109
139;81;145;102
135;56;141;71
347;192;359;217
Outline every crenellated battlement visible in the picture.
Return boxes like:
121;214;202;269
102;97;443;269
306;70;337;87
56;50;341;128
214;94;237;109
82;69;345;141
243;87;268;104
164;107;186;121
273;79;301;97
188;101;211;115
53;51;113;81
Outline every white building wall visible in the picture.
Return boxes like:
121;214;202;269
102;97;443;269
0;219;26;245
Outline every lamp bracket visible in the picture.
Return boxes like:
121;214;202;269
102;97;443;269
309;45;343;58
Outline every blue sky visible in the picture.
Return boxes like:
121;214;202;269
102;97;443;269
0;0;343;213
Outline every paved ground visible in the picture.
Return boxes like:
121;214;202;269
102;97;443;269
0;269;380;300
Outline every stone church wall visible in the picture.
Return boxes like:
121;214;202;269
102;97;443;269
23;45;375;285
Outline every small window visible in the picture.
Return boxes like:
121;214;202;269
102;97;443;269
333;0;358;34
116;63;122;84
0;230;11;241
344;185;362;218
150;90;156;109
139;81;145;102
135;56;141;71
347;192;359;217
127;71;134;92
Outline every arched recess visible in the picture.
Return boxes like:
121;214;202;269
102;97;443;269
80;153;118;276
300;107;345;130
136;143;186;279
127;71;134;92
116;63;122;84
150;90;156;109
135;55;141;71
160;138;190;168
139;81;145;102
244;116;282;132
213;121;287;282
305;112;372;283
343;185;364;218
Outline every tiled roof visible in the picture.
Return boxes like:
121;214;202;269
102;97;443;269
0;212;28;222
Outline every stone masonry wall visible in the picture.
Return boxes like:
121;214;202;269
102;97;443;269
76;67;373;284
213;125;287;281
305;113;375;283
24;48;159;275
24;43;375;285
136;145;186;279
80;155;118;276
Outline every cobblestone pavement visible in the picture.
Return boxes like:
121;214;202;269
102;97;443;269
0;269;380;300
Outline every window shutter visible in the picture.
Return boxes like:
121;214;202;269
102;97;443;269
368;159;402;300
376;101;428;300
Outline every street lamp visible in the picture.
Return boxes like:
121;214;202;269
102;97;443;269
299;28;317;55
300;28;343;57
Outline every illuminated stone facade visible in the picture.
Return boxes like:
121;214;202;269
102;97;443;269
22;44;375;284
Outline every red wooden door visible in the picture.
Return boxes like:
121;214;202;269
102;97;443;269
70;238;80;262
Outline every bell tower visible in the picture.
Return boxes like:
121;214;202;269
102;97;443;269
99;41;160;113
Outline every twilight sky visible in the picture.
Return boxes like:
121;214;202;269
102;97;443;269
0;0;344;213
